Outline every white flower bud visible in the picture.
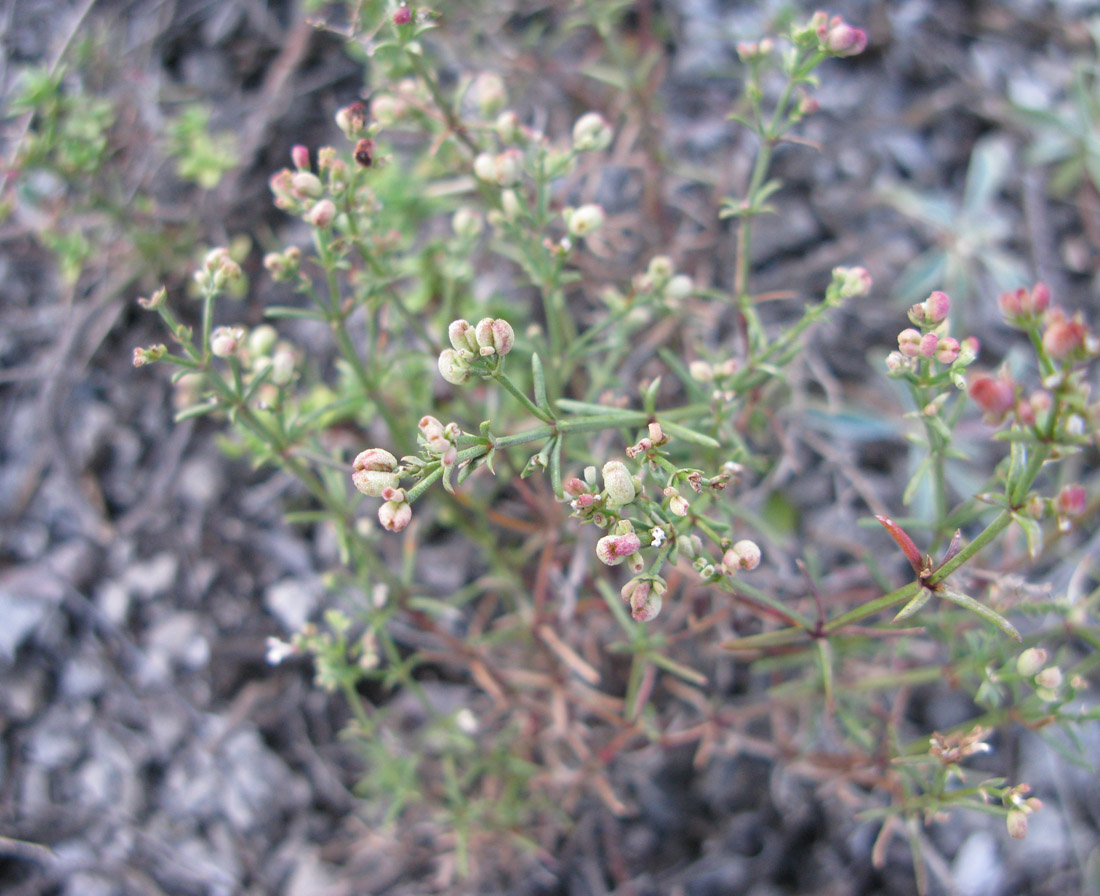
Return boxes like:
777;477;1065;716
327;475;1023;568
572;111;613;152
602;460;636;508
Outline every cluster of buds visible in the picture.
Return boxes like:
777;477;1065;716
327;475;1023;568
438;317;515;385
805;11;868;56
689;357;740;402
625;422;670;460
633;255;694;304
928;725;991;767
417;415;460;467
269;146;343;227
571;111;613;153
1004;783;1043;839
1015;646;1066;701
886;290;978;379
830;265;873;301
210;325;246;359
596;521;643;570
1000;281;1098;364
351;448;412;532
621;575;666;622
132;344;166;367
563;460;640;524
736;38;774;64
1052;484;1087;532
474;149;522;187
721;539;762;574
241;324;299;400
194;247;243;294
263;246;302;282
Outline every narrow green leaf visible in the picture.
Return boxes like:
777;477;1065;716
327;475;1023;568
902;456;933;506
658;419;720;449
549;434;562;498
650;651;708;686
939;586;1022;641
531;353;550;414
264;305;326;320
1011;512;1044;559
174;400;220;421
893;587;933;623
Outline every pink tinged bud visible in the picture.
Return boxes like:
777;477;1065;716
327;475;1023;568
822;16;868;56
919;332;939;358
595;533;642;566
574;493;599;509
1006;810;1029;839
622;577;665;622
291;171;324;198
352;448;400;497
885;351;906;372
923;290;951;324
335;102;368;139
898;328;922;357
1015;399;1036;427
474;317;515;356
291;145;310;171
602;460;636;508
437;348;471;385
998;288;1025;319
307;199;336;227
448;319;479;354
1016;647;1048;677
1028;281;1051;314
563;477;587;498
726;539;762;571
210;325;245;358
378;498;412;532
572;111;613;153
969;373;1015;421
934;336;960;365
959;337;980;365
1054;485;1087;518
393;5;412;26
1042;314;1088;361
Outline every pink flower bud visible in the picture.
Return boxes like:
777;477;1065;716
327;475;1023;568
307;199;336;227
820;15;868;56
622;576;666;622
1027;282;1050;314
352;448;400;496
998;288;1025;319
335;102;369;139
378;498;412;532
919;332;939;358
291;171;324;198
1042;312;1088;361
563;477;587;498
934;336;960;365
574;493;599;509
969;372;1015;422
723;539;762;572
1054;485;1087;518
898;328;922;357
291;145;310;171
1006;809;1028;839
923;290;950;324
885;351;906;373
393;5;412;26
474;317;515;356
210;325;245;358
595;532;642;566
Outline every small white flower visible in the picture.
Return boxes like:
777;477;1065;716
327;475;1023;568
651;526;667;547
265;636;296;665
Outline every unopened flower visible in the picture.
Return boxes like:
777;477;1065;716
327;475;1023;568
352;448;400;497
595;532;642;566
934;336;960;365
393;5;412;26
474;317;515;356
572;111;613;153
132;344;166;367
210;325;245;358
664;487;690;516
819;14;868;56
723;539;761;572
378;496;412;532
689;360;714;382
448;319;480;355
438;348;472;385
602;460;636;508
665;274;694;301
1016;647;1048;678
1054;484;1087;522
335;101;369;140
898;328;922;357
1042;310;1091;362
452;207;483;240
622;575;666;622
473;72;507;118
291;171;324;199
924;290;951;324
474;149;521;186
1006;809;1029;839
137;287;167;310
265;636;297;665
919;332;939;358
307;199;336;228
969;372;1015;422
832;265;873;299
566;204;605;237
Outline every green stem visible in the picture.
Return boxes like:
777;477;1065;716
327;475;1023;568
491;369;554;423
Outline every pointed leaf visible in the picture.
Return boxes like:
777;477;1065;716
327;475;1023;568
1011;512;1044;559
893;587;934;623
939;586;1022;642
531;353;550;415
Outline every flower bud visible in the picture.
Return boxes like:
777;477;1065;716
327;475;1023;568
897;328;922;357
689;360;713;382
378;498;412;531
969;372;1015;422
665;274;694;301
291;171;324;199
1042;312;1089;362
1054;485;1087;519
307;199;336;228
833;265;872;299
247;324;278;358
819;15;868;56
563;477;587;498
566;204;605;237
335;101;369;140
473;72;507;118
352;448;400;496
934;336;960;365
291;145;310;171
602;460;636;508
210;325;245;358
474;317;515;356
919;332;939;358
495;110;523;144
664;487;690;517
622;576;666;622
137;287;167;311
572;111;613;152
723;539;761;572
393;5;412;26
923;290;951;324
1016;647;1048;678
448;319;480;354
438;348;472;385
595;532;642;566
452;207;483;240
1006;810;1029;839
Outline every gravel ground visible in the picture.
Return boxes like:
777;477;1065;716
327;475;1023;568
2;1;1099;894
